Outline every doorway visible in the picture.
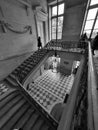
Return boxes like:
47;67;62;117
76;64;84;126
37;20;45;47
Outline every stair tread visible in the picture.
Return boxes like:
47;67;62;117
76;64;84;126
5;76;18;86
0;97;26;128
31;117;44;130
0;90;53;130
0;94;22;118
0;89;16;102
10;73;18;80
2;102;30;130
23;111;40;130
12;106;34;129
40;122;50;130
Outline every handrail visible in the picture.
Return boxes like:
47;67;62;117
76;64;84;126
15;79;58;129
57;55;86;130
45;40;87;49
44;40;86;54
88;41;98;130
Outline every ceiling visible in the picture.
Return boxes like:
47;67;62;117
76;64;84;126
30;0;40;6
30;0;88;7
17;0;48;11
21;0;62;6
19;0;88;9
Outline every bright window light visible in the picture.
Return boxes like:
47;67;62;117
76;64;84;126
90;0;98;5
84;30;91;37
83;0;98;37
58;26;63;32
94;20;98;29
58;3;64;15
92;30;98;38
87;8;98;20
52;18;56;27
58;16;63;26
57;32;62;39
51;3;64;39
52;27;56;33
52;33;56;39
84;20;94;30
52;6;57;16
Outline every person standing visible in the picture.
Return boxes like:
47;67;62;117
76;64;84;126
37;36;42;49
92;32;98;55
80;33;88;41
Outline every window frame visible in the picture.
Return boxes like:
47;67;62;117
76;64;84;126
51;2;65;40
82;0;98;38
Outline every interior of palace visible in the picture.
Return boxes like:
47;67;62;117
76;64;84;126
0;0;98;130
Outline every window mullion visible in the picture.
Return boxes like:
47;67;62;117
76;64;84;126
90;9;98;38
51;2;64;39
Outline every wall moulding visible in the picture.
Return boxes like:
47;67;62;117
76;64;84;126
34;6;48;21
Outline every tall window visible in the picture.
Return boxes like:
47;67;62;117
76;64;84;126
83;0;98;38
51;3;64;39
90;0;98;6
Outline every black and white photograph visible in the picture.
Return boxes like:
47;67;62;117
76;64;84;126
0;0;98;130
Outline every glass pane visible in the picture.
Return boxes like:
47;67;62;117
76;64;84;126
52;6;57;16
90;0;98;5
58;33;62;39
84;20;94;30
52;33;56;39
87;8;97;20
94;20;98;29
92;30;98;38
84;30;91;38
52;27;56;33
58;26;62;32
58;3;64;15
58;16;63;26
52;18;56;27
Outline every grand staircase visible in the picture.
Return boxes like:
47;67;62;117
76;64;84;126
0;89;58;130
0;41;88;130
4;49;48;86
0;48;59;130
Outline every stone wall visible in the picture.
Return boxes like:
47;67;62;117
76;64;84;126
0;0;48;60
62;3;87;41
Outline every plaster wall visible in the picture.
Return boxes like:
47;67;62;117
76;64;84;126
62;3;86;41
0;0;48;60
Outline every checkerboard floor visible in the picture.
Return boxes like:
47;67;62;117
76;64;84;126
27;70;74;113
0;82;9;96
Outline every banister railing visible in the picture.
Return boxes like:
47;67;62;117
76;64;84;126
58;41;98;130
58;54;87;130
44;40;87;52
88;41;98;130
14;79;58;130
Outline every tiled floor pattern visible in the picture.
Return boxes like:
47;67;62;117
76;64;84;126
28;70;74;112
29;82;61;112
0;82;9;95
